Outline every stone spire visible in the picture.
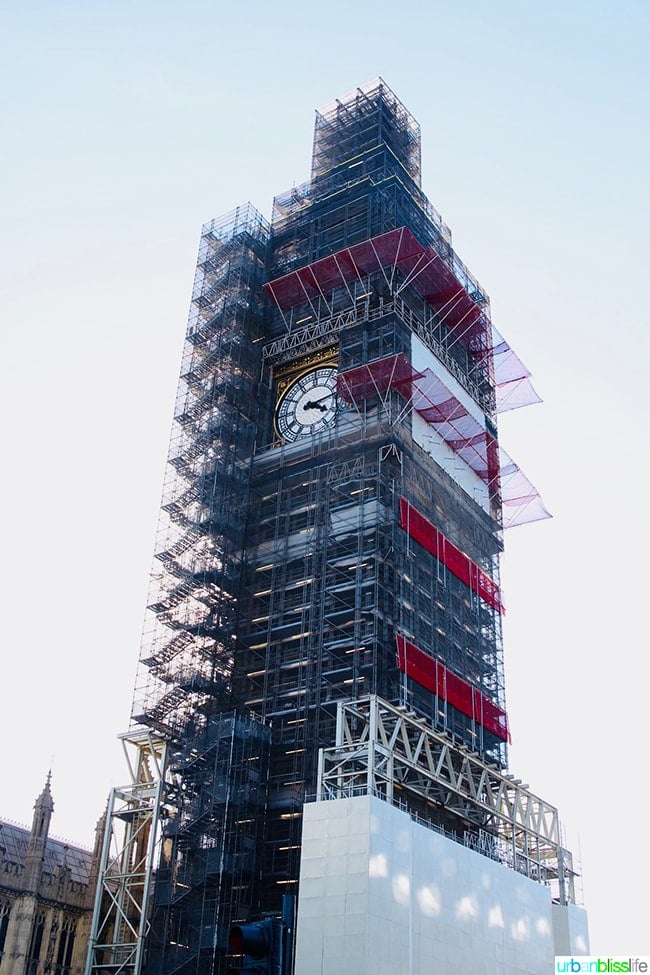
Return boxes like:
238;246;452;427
23;771;54;889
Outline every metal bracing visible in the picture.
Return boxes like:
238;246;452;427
86;730;168;975
263;284;491;413
262;304;365;362
317;695;575;904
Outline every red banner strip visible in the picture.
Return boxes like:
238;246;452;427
396;634;511;743
399;497;504;614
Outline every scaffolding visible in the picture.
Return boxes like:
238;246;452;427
86;731;168;975
311;78;422;185
316;696;577;905
99;80;566;974
131;203;270;742
143;716;271;974
124;205;273;974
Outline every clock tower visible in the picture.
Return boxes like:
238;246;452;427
87;80;585;975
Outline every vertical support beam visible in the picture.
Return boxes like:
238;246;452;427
367;695;378;797
334;700;345;796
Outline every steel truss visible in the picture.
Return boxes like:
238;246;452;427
86;730;168;975
317;695;575;904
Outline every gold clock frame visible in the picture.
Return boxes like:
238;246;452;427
273;348;339;442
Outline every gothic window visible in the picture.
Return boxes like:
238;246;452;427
55;916;76;974
28;909;46;975
0;899;10;958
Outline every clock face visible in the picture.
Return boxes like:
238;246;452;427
275;366;338;442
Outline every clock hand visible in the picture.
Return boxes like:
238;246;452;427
303;397;330;412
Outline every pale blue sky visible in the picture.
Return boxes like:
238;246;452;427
1;0;648;957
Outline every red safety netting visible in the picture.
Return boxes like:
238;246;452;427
263;227;490;349
396;634;511;743
336;354;550;529
399;498;504;614
264;227;541;413
336;352;495;481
